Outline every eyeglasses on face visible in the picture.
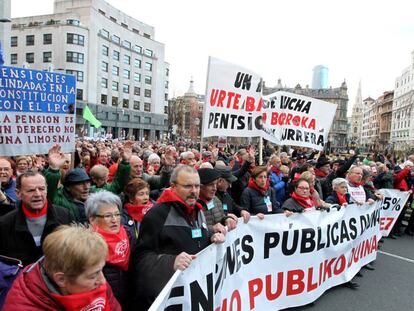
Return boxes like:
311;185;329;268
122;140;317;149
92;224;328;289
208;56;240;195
297;186;310;190
95;213;121;221
175;183;200;190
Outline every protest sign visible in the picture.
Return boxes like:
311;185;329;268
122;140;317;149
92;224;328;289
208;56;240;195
150;203;381;310
261;91;337;150
202;57;263;138
378;189;410;236
0;66;76;156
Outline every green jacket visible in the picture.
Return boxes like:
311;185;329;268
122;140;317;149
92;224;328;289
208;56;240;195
90;161;131;194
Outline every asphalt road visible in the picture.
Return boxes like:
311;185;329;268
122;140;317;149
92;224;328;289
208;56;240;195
284;234;414;311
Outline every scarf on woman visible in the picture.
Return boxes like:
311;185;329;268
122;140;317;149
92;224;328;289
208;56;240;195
94;225;130;271
271;166;281;176
315;168;328;178
51;283;110;311
124;202;154;222
336;191;348;205
248;177;269;196
291;191;314;209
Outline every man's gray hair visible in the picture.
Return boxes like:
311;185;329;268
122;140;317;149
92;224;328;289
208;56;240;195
85;191;122;218
332;178;347;190
170;164;198;183
148;153;161;163
180;151;194;160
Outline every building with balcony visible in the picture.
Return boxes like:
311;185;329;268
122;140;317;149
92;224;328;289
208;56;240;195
361;97;380;150
8;0;169;140
377;91;393;151
264;79;349;150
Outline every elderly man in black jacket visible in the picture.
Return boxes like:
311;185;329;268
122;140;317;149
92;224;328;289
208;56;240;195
0;171;73;266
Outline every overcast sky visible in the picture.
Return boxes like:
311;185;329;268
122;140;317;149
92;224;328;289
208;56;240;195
11;0;414;114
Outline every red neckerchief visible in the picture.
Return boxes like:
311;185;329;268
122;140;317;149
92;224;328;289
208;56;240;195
336;192;348;205
271;166;281;176
94;225;130;271
315;168;328;178
248;177;269;196
292;172;301;183
50;283;110;311
291;191;314;209
157;188;203;215
349;181;364;187
22;201;48;218
124;202;154;222
237;156;244;167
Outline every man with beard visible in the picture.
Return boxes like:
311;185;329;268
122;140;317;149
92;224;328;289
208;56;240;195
0;171;73;265
131;165;225;310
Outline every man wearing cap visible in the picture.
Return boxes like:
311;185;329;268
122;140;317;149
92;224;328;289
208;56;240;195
0;171;73;266
215;166;251;223
197;168;237;233
132;165;225;309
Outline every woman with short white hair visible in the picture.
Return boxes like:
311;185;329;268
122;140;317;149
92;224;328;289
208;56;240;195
325;178;350;206
146;153;161;175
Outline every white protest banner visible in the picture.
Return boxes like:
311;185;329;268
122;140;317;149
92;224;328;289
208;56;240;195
0;66;76;156
378;189;410;236
202;57;263;138
261;91;337;150
150;203;381;311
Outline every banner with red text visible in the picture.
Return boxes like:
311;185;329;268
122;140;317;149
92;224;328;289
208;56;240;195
378;189;410;236
261;91;337;150
202;57;263;138
0;66;76;156
150;203;381;310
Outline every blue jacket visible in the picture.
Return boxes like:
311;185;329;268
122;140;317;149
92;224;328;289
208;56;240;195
269;171;287;203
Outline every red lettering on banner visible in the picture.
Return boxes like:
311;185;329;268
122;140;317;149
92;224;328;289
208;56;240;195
333;255;346;275
380;217;394;231
307;267;318;292
246;97;255;111
286;269;305;295
248;278;262;310
322;258;336;282
265;273;283;300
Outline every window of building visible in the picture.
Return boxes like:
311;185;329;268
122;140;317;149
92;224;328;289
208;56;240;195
123;69;130;79
145;62;152;71
112;65;119;76
134;87;140;96
43;33;52;45
145;75;152;84
165;68;169;76
76;89;83;100
113;50;120;61
144;102;151;112
67;19;80;26
144;117;151;124
164;106;168;114
165;81;169;88
66;70;84;82
134;101;140;110
98;9;106;16
123;55;130;65
101;29;109;38
134;73;141;82
134;45;142;53
121;23;128;29
112;96;118;106
101;78;108;88
164;93;168;101
110;16;117;23
112;35;120;44
144;49;153;57
67;33;85;46
11;36;17;47
123;40;131;49
26;53;34;63
112;81;119;91
144;89;151;97
10;53;17;64
101;94;107;104
101;61;108;72
26;35;34;46
123;99;129;108
132;28;139;35
134;59;141;68
123;84;129;93
43;51;52;63
102;45;109;56
143;33;151;39
66;51;84;64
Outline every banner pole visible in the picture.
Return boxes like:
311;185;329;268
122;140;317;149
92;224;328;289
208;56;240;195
200;56;212;153
259;136;263;165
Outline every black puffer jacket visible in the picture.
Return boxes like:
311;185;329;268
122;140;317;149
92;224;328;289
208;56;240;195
240;186;282;215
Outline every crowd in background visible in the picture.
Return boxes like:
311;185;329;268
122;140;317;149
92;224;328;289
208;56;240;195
0;138;413;310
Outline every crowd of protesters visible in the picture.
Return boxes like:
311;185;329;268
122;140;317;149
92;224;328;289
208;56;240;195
0;138;413;310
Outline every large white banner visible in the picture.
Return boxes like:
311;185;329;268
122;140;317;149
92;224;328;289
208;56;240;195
150;203;381;310
261;91;337;151
378;189;410;236
202;57;263;138
0;66;76;156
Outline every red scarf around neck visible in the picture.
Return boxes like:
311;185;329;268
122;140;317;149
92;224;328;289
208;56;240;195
22;201;48;218
336;192;348;205
271;166;281;176
248;177;269;196
291;191;314;209
124;202;154;222
94;225;130;271
157;188;203;215
51;283;110;311
315;168;328;178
